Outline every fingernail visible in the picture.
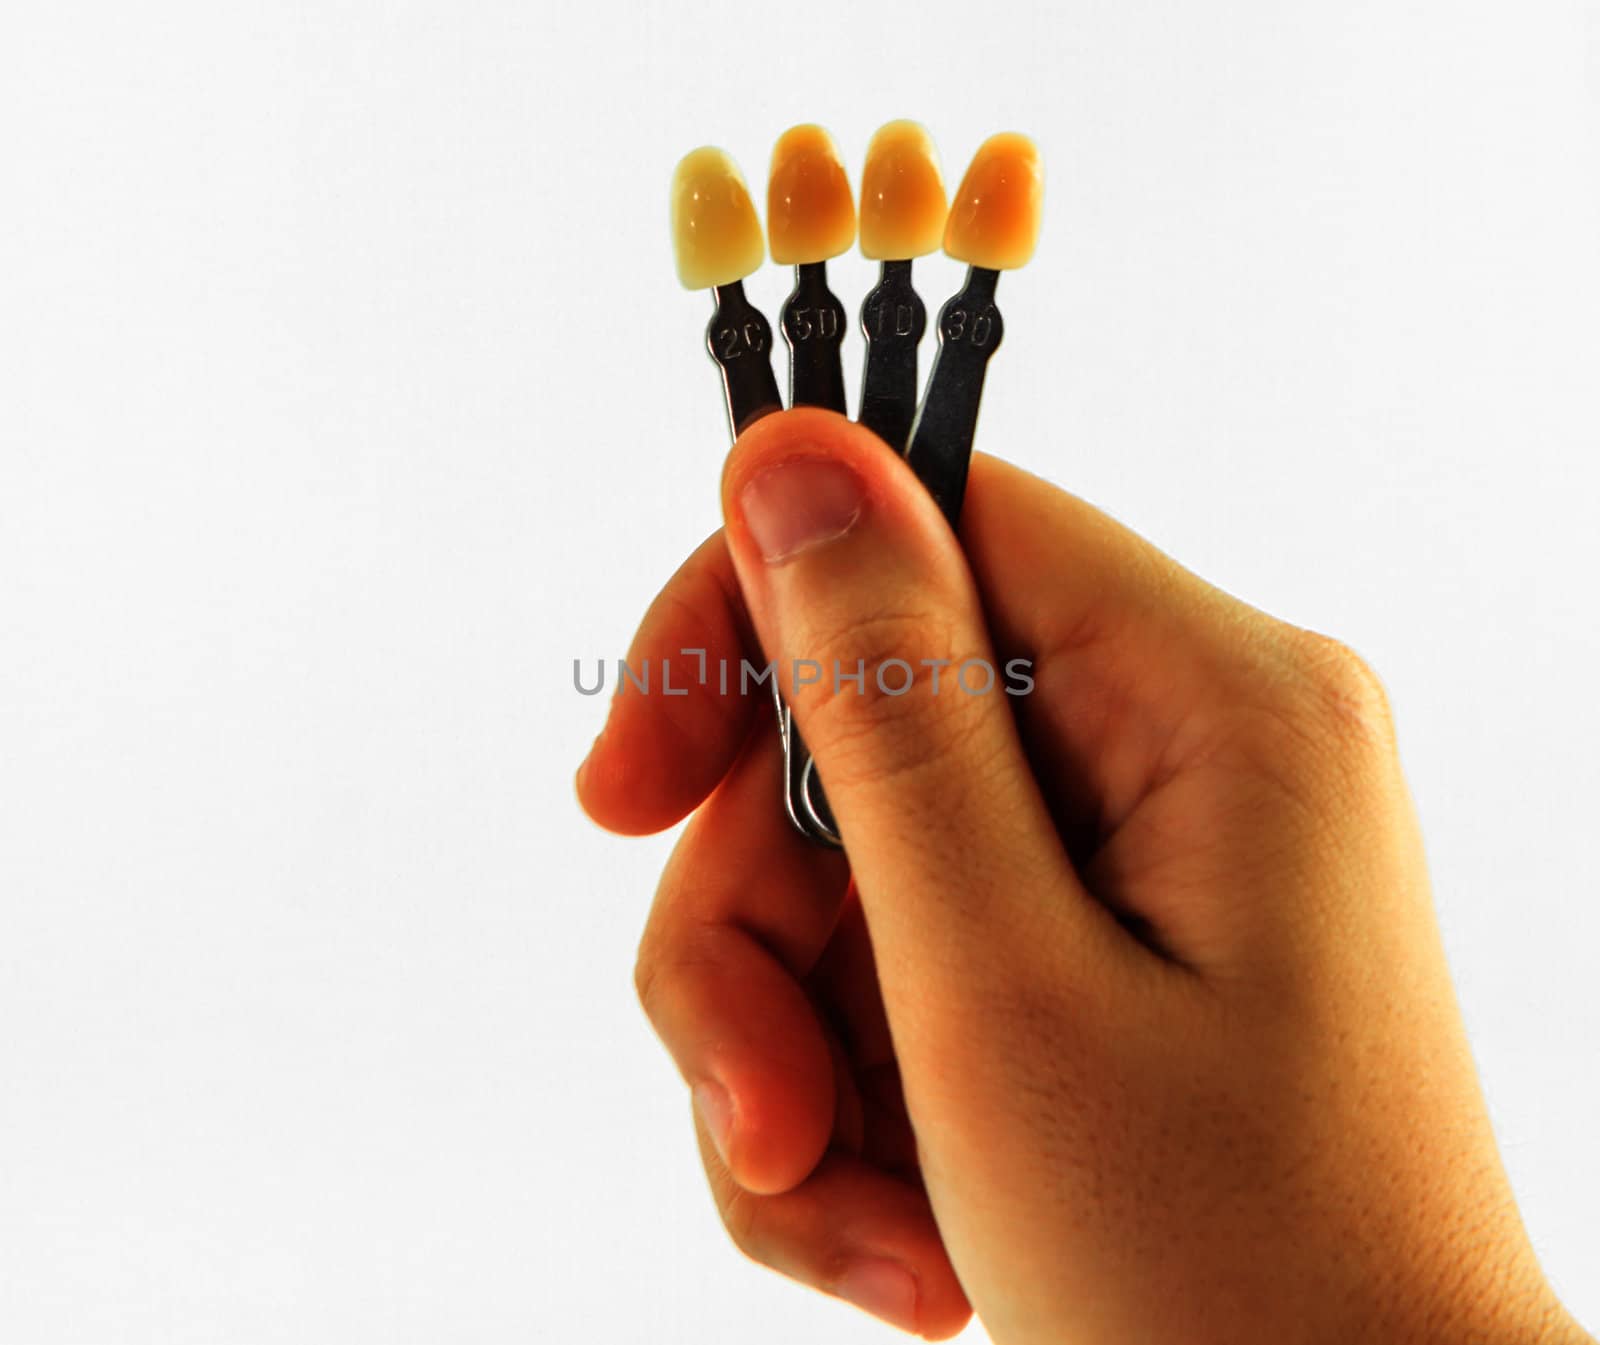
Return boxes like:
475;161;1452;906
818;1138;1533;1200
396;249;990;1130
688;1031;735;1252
835;1258;919;1333
693;1080;734;1164
738;458;865;564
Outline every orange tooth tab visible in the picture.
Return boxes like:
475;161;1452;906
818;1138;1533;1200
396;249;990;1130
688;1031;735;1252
671;147;766;290
859;120;947;260
767;124;857;265
943;132;1042;271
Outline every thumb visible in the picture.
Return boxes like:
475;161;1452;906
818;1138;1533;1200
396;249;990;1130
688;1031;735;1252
719;408;1122;988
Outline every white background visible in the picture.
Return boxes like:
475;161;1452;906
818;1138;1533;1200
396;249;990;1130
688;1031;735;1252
2;1;1597;1340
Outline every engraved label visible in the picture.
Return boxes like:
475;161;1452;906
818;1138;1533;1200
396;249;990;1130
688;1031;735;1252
942;305;998;347
895;303;914;335
715;323;768;360
790;304;842;341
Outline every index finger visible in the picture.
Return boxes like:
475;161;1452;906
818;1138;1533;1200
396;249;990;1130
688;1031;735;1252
576;528;762;834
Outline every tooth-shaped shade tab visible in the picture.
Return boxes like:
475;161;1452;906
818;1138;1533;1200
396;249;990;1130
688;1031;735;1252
767;124;857;265
859;120;947;260
943;132;1042;271
671;147;766;290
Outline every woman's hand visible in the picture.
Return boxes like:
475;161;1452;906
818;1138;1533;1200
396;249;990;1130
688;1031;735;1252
577;408;1589;1344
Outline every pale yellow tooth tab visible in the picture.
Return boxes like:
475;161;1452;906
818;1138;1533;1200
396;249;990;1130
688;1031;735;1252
859;120;947;260
767;124;856;265
670;147;765;290
943;132;1043;271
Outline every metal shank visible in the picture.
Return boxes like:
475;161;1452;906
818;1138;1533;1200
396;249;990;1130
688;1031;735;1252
704;283;836;844
857;259;926;451
708;281;781;438
781;261;848;414
773;682;838;843
774;262;848;848
904;266;1004;525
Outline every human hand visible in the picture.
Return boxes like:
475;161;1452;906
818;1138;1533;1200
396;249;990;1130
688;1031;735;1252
577;408;1591;1343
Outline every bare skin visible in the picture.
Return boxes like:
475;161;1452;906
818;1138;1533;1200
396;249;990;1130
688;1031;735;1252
577;408;1593;1343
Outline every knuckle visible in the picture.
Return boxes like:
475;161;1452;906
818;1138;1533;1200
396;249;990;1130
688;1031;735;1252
792;604;993;789
1160;624;1402;835
1286;629;1395;750
634;915;735;1033
716;1180;766;1259
806;603;955;697
631;919;704;1026
631;938;663;1019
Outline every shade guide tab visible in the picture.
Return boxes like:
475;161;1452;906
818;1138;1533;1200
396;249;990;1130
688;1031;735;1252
859;120;948;261
671;147;766;290
943;132;1042;271
767;124;857;266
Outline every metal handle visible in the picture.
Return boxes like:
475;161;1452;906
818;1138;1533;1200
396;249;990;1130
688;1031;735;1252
904;266;1004;525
